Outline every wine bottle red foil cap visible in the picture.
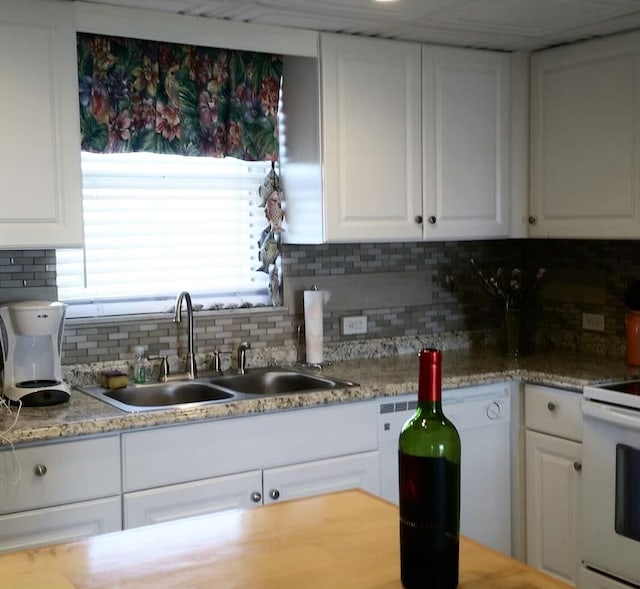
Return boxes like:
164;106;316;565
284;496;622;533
418;348;442;403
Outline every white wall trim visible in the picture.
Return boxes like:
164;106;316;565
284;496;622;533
74;1;319;58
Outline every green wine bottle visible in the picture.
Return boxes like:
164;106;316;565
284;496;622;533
398;348;461;589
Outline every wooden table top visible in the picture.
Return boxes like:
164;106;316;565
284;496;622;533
0;490;571;589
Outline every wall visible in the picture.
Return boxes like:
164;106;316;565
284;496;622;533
525;239;638;356
0;239;634;368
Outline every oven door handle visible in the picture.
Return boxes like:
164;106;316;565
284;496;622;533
582;400;640;432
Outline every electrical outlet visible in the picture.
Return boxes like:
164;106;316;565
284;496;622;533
342;315;368;335
582;312;605;332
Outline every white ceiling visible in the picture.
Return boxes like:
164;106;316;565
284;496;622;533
77;0;640;51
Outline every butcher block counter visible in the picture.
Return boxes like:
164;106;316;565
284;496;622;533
0;490;570;589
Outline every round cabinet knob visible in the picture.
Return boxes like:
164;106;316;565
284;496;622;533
250;492;262;503
528;216;537;225
34;464;47;477
428;216;437;224
547;401;556;412
574;462;582;472
415;215;423;224
269;489;280;500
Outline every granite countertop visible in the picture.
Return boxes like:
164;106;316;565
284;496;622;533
2;348;638;445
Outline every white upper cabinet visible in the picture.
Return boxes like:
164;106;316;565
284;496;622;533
530;32;640;238
284;33;511;243
0;0;83;248
422;46;511;240
320;33;423;242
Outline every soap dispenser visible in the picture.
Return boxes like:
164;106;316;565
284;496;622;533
133;345;147;384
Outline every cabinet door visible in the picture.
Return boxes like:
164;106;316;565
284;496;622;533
262;451;379;505
320;33;423;242
422;46;510;239
123;470;263;529
530;32;640;238
0;0;83;247
0;496;121;553
526;430;582;585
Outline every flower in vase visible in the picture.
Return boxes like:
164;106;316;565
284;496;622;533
470;259;546;310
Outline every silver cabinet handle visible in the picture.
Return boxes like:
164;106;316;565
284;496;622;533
428;216;437;224
269;489;280;500
250;492;262;503
547;401;556;412
34;464;47;476
414;215;423;224
528;216;536;224
574;462;582;472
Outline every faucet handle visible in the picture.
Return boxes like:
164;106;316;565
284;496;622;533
149;356;170;382
237;342;251;374
211;350;223;374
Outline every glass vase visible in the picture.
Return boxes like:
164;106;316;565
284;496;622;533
504;308;523;358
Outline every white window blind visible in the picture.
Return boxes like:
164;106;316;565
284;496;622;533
57;152;272;318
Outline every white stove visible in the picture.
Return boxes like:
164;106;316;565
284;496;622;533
581;380;640;588
584;380;640;411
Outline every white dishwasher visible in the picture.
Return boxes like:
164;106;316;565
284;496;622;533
378;383;512;555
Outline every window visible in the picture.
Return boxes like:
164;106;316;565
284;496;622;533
58;33;285;318
56;152;275;318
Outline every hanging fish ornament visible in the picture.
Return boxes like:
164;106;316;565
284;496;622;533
264;190;285;232
259;162;280;207
268;265;282;307
256;230;279;273
256;161;284;284
257;224;270;251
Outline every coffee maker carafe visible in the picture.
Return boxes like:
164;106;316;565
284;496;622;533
0;301;70;406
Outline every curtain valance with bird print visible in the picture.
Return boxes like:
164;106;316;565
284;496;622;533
77;33;283;161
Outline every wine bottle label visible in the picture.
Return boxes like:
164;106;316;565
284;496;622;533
399;453;459;589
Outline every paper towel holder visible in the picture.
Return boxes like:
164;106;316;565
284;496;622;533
296;322;332;370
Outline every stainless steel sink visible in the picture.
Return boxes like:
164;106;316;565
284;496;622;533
78;367;357;412
207;367;357;395
79;380;236;412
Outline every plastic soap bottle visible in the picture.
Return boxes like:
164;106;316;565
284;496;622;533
133;345;146;384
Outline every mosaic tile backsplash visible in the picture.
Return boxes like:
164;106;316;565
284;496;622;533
0;239;636;366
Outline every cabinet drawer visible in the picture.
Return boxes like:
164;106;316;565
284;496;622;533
0;436;121;514
525;385;582;442
0;496;121;553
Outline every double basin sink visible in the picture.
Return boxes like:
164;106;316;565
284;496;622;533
79;367;358;413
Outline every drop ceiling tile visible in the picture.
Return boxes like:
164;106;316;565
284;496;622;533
78;0;640;51
427;0;640;36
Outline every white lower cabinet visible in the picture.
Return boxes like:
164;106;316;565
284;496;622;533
122;402;380;529
124;452;379;528
0;435;122;552
262;451;379;505
0;497;121;552
124;470;263;528
525;385;583;585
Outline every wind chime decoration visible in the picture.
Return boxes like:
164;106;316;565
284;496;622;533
257;161;284;306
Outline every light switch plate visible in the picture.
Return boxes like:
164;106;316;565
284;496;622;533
582;312;605;332
342;315;367;335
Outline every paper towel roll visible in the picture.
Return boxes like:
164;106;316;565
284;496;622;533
304;290;325;365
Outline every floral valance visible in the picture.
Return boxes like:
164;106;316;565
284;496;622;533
77;33;283;161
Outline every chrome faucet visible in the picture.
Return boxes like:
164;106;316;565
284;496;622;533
237;342;251;374
174;291;197;379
